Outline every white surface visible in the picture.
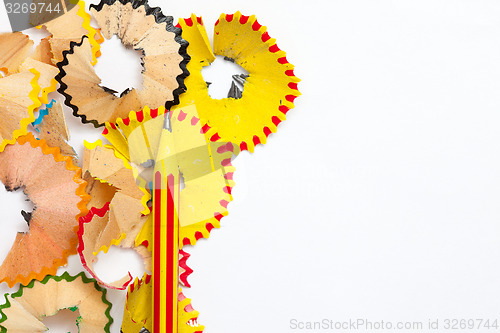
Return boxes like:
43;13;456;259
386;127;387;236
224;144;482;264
1;0;500;332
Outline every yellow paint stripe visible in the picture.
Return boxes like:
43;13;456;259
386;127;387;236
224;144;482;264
140;123;154;158
207;142;216;172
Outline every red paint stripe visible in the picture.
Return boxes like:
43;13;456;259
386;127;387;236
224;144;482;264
272;116;282;126
269;44;280;53
79;202;110;223
210;133;221;142
217;145;229;154
279;105;290;114
223;186;232;194
166;174;176;332
153;171;162;333
136;110;144;122
240;15;249;24
178;110;187;121
179;249;193;288
201;123;210;134
286;94;297;103
252;20;261;31
150;108;158;118
278;57;288;64
261;32;271;42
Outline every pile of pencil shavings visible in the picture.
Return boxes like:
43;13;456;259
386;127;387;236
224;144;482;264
0;0;300;332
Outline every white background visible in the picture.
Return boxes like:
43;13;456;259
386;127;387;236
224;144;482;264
2;0;500;332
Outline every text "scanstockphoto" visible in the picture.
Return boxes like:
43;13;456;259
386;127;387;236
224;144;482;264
290;318;500;330
290;319;423;331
